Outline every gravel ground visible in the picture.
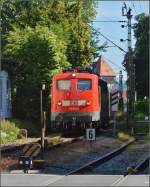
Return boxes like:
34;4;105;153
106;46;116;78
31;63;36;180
2;131;148;175
141;166;149;174
84;142;149;175
40;135;124;174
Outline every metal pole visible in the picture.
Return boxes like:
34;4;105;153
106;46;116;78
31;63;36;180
40;89;43;128
122;4;134;127
108;85;111;117
127;11;132;126
41;111;46;157
113;112;116;137
40;89;43;158
127;9;135;127
40;84;45;158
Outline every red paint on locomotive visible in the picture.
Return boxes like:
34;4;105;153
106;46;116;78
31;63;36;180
51;71;101;127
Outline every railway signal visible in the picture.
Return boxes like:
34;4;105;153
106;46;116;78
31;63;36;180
111;90;119;112
19;143;41;173
111;89;119;136
18;156;32;173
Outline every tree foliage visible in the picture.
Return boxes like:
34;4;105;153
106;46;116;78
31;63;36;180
2;0;97;122
133;14;149;98
122;13;149;99
4;25;70;121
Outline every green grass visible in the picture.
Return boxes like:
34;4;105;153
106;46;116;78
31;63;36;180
117;131;131;141
0;119;41;144
0;120;20;144
47;136;64;145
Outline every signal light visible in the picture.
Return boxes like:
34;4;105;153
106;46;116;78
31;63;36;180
18;156;32;173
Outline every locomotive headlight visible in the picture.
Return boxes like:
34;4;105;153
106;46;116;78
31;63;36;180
72;73;76;77
58;101;62;106
86;101;91;105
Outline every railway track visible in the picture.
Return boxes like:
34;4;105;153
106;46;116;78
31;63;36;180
134;156;149;174
1;139;40;154
67;137;135;175
108;156;149;186
1;135;84;172
1;135;83;154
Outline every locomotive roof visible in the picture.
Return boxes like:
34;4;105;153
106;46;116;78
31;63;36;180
53;71;98;79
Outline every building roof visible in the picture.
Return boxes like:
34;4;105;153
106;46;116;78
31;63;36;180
99;56;116;77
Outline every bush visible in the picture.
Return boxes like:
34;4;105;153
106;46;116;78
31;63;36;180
135;99;149;115
117;132;131;141
0;119;41;144
11;119;41;137
134;112;146;120
0;120;19;144
116;111;126;121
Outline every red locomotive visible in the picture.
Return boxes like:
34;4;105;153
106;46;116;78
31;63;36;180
51;68;109;131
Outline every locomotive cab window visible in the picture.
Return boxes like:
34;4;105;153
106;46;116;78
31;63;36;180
77;79;92;90
57;80;71;90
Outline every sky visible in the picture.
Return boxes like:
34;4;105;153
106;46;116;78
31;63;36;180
93;0;149;81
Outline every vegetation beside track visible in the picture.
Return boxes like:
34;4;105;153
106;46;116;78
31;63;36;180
0;119;40;144
115;119;149;142
1;120;19;144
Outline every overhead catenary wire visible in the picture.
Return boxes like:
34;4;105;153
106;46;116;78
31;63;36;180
93;20;126;23
103;56;125;71
93;21;127;48
95;15;126;26
98;32;127;53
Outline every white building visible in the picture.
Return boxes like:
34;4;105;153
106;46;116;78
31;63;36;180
0;71;11;118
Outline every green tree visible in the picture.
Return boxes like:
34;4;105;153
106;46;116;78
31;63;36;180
133;14;149;98
4;26;70;122
2;0;97;123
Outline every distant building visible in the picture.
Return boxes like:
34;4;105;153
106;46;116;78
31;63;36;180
92;55;116;85
0;71;11;118
92;55;117;116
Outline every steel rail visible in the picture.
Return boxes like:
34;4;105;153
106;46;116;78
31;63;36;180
111;156;149;186
67;137;135;175
135;157;149;173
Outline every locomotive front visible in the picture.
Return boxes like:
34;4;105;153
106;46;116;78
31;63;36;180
51;70;100;130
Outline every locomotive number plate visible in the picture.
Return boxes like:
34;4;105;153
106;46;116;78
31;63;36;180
86;128;96;141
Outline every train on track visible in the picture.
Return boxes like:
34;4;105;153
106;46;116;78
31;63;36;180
51;65;109;132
